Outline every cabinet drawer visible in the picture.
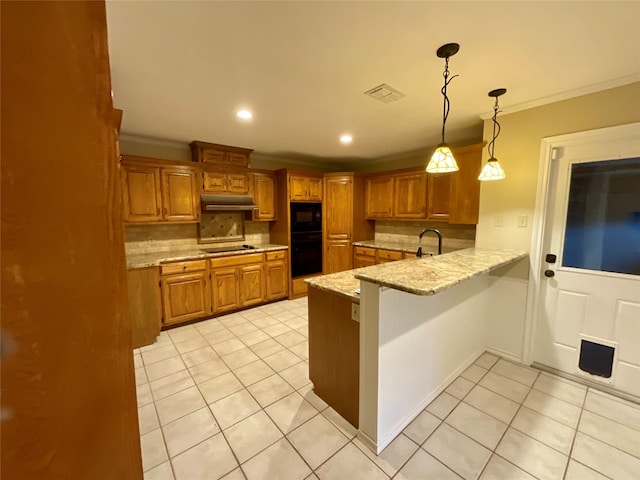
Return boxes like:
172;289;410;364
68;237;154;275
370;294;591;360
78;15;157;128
160;259;207;275
354;246;376;258
266;250;286;262
210;253;264;269
376;249;403;261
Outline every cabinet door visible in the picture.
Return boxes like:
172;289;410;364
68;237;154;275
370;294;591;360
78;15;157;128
253;173;276;220
227;173;249;194
393;172;427;219
365;176;394;219
121;164;162;222
307;177;323;201
161;271;210;325
161;167;199;222
201;148;226;165
266;260;288;300
427;174;451;221
239;264;264;307
354;255;376;268
203;170;227;193
325;240;352;274
211;267;240;313
227;152;250;168
449;144;483;224
324;176;353;239
289;175;308;201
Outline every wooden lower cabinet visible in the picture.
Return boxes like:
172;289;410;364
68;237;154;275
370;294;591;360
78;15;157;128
308;286;359;427
266;260;288;301
325;240;352;273
239;264;265;307
353;246;376;268
127;267;162;348
211;267;240;313
157;249;288;327
161;271;210;326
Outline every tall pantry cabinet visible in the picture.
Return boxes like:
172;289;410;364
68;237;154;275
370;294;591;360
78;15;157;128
323;173;374;274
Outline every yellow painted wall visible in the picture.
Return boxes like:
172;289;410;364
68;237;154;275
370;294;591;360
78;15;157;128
476;82;640;254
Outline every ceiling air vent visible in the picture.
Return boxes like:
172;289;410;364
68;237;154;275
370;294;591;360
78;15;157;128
364;83;406;103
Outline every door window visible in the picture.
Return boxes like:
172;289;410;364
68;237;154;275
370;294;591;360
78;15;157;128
562;157;640;275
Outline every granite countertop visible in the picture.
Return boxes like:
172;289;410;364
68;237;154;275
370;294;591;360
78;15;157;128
127;244;288;269
304;268;365;303
352;240;459;256
355;248;527;296
306;248;527;301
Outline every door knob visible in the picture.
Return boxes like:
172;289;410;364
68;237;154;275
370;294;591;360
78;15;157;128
544;270;555;278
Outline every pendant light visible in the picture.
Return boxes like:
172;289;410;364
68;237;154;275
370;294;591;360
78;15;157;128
426;43;460;174
479;88;507;181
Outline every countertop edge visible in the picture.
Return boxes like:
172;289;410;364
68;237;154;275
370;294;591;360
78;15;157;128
355;249;528;296
305;281;360;304
127;244;289;269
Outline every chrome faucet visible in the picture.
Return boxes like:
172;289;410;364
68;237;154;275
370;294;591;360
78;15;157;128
416;228;442;257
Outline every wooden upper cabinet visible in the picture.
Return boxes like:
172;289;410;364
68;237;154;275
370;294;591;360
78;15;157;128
289;174;323;201
427;174;451;221
307;177;323;201
121;156;200;224
449;143;483;224
161;167;200;222
203;170;249;194
251;171;276;221
324;175;353;239
121;163;163;222
365;175;394;219
393;172;427;219
190;141;252;168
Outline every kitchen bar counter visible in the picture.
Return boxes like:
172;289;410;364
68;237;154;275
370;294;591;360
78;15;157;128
355;247;527;296
127;244;288;269
305;248;526;302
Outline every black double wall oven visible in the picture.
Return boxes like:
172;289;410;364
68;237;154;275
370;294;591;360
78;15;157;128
290;202;322;277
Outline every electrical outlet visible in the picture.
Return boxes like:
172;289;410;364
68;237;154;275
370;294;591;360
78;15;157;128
351;303;360;322
148;236;154;246
494;216;503;227
517;215;528;228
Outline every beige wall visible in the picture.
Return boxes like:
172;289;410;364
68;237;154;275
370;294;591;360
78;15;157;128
476;82;640;254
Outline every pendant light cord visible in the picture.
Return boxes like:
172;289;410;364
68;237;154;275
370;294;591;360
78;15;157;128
488;97;501;159
440;56;459;143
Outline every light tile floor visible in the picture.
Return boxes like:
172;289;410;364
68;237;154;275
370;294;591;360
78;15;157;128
135;297;640;480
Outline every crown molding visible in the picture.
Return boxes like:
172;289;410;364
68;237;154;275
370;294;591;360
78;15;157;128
479;74;640;120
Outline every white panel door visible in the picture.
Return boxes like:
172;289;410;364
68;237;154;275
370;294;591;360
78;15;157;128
534;123;640;396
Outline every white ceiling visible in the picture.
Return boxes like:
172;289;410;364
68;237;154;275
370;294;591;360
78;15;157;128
106;1;640;163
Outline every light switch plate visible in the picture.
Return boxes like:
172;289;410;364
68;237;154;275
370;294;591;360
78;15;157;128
351;303;360;322
517;215;528;228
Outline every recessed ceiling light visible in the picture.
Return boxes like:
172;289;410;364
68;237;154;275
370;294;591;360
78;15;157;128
236;110;252;120
340;134;353;144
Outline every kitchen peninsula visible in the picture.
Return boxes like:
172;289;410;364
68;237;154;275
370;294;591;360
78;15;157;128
306;248;528;454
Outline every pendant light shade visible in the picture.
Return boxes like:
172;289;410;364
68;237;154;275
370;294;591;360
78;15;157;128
479;88;507;181
478;158;506;180
426;43;460;174
427;143;457;173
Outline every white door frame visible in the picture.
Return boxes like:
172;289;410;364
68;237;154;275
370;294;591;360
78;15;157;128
523;122;640;366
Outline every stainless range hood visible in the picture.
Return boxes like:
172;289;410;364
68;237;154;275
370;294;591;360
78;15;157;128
200;194;258;212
